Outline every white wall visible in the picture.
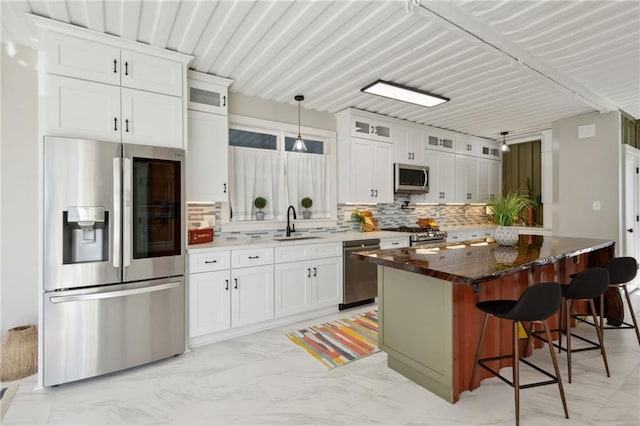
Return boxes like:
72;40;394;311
552;110;621;247
229;92;336;131
0;43;39;337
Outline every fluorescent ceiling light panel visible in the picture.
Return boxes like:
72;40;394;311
361;80;449;107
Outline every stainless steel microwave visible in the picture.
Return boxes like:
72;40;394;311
394;163;429;194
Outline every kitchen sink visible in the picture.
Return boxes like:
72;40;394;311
272;236;321;242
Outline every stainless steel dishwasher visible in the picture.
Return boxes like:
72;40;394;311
340;239;380;310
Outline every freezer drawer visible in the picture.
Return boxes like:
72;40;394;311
43;277;185;386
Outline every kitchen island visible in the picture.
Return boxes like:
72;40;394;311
354;235;614;403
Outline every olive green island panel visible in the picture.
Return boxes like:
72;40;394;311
378;266;453;402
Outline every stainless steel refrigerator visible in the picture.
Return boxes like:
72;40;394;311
43;136;185;386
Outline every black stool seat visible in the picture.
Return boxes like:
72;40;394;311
531;268;611;383
471;283;568;426
604;257;640;345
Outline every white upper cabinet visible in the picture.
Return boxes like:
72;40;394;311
425;132;456;153
455;155;480;202
337;109;394;203
43;32;183;97
187;110;229;202
45;74;122;143
350;114;394;142
121;50;183;97
42;33;122;86
456;138;480;157
395;125;425;165
412;149;455;204
349;137;394;203
34;16;192;148
121;88;183;147
187;70;233;115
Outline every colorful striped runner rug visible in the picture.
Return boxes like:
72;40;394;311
286;310;379;369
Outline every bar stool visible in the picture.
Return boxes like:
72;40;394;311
470;283;568;426
542;268;610;383
604;257;640;345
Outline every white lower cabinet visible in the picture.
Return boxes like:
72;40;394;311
189;270;231;337
231;265;275;327
274;242;343;317
188;248;274;340
274;256;342;317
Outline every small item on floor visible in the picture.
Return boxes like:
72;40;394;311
0;324;37;381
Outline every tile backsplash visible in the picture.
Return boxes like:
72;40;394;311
188;194;490;242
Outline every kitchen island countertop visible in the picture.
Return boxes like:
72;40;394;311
353;235;614;286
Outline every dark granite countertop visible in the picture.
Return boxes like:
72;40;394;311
353;235;615;286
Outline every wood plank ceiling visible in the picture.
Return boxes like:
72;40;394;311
2;0;639;141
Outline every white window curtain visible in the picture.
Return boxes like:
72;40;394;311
229;147;285;221
285;152;330;218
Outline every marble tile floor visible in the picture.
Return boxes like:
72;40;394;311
3;293;640;426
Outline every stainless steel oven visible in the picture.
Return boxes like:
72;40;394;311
43;136;185;386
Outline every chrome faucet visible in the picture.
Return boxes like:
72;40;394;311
286;205;297;237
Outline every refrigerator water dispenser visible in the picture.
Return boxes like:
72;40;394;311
62;206;108;264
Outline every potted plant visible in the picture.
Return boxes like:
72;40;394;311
254;196;267;221
301;197;313;219
488;192;531;246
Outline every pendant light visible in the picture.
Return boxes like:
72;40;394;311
500;131;510;153
293;95;308;152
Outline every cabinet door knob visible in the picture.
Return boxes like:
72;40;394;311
628;228;634;233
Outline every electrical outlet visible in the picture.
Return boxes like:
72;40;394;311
435;211;440;218
203;215;215;227
592;201;601;211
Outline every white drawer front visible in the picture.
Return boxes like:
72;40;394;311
189;251;231;273
466;231;482;240
313;242;342;259
275;245;314;263
380;237;410;250
232;247;274;268
446;232;466;243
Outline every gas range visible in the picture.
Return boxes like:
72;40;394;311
382;226;447;245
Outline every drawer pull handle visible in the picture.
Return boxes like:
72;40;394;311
392;242;399;245
234;278;238;289
313;267;317;277
248;255;260;259
307;268;311;278
225;279;229;291
204;260;217;264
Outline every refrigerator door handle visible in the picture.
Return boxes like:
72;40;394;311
113;158;121;268
123;157;132;268
49;281;180;303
